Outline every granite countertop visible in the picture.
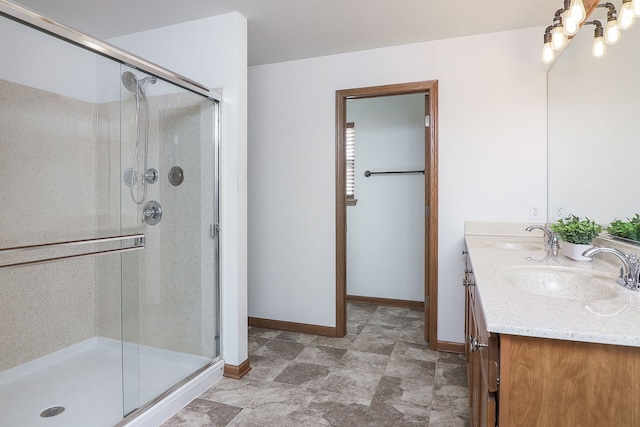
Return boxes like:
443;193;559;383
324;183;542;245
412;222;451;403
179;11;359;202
465;223;640;347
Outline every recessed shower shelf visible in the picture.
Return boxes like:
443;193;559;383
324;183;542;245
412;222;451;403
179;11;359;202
0;234;145;269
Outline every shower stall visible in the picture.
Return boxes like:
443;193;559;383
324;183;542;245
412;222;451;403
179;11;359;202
0;2;221;426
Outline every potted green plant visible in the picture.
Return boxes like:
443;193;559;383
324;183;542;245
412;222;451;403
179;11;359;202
607;214;640;243
550;214;602;262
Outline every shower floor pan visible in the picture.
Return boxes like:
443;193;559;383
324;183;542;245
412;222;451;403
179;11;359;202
0;337;214;427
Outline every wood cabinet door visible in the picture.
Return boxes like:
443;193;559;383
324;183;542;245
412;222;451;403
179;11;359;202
499;335;639;426
465;254;497;427
468;292;481;426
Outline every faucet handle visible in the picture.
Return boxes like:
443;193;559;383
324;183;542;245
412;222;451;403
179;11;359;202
629;254;640;282
619;253;639;287
618;267;626;283
525;225;559;250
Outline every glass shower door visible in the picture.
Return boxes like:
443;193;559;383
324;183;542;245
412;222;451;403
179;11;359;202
118;65;219;416
0;6;220;424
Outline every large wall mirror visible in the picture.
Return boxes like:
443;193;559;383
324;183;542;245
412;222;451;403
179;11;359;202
548;13;640;229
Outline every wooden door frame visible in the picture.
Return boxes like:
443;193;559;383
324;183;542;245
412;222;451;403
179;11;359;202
335;80;439;350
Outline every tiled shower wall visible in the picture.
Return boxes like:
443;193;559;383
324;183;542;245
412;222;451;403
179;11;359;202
95;99;124;343
127;93;216;357
1;79;217;372
0;79;98;370
96;91;217;356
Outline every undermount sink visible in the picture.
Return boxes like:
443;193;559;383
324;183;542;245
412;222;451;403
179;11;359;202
496;266;621;302
480;240;543;251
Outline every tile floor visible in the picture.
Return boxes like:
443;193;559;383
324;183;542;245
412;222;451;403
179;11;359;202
163;303;470;426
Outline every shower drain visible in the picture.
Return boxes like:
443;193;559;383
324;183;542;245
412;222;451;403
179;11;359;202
40;406;65;417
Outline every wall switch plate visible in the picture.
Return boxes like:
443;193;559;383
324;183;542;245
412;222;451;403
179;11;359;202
553;204;566;220
529;204;541;220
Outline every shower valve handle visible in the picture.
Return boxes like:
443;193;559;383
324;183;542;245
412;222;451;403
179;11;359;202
143;168;158;184
142;201;162;225
143;207;158;218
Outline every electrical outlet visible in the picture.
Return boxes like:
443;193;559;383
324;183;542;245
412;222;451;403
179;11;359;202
553;204;566;220
529;204;541;220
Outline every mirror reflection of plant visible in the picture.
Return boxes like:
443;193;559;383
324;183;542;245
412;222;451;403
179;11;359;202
550;214;602;245
607;214;640;242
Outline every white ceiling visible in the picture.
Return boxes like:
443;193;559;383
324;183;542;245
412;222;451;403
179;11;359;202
14;0;562;66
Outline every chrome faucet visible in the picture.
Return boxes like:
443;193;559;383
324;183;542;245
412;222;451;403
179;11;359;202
526;225;559;251
582;247;640;291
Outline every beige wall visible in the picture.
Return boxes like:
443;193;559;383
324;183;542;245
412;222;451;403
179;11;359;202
1;77;218;372
125;92;216;356
0;80;97;370
95;100;124;342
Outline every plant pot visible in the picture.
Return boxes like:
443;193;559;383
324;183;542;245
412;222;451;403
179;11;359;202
562;241;593;262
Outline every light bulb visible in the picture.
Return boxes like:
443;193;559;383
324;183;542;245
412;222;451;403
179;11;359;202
605;19;621;44
619;1;636;29
541;42;555;64
633;0;640;16
564;14;580;35
551;25;567;50
592;35;606;58
569;0;586;24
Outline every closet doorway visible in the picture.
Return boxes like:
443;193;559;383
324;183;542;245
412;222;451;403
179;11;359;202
335;81;438;350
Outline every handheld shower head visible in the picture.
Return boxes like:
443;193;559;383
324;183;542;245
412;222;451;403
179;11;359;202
122;72;157;103
121;71;139;94
122;72;156;91
121;71;139;108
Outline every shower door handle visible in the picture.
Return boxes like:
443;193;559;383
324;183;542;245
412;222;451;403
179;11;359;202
0;234;145;269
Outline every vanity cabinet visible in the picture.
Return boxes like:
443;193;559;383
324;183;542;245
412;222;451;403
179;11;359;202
498;334;640;426
464;252;640;427
464;253;498;427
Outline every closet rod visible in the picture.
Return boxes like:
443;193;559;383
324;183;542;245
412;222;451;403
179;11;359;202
364;169;425;177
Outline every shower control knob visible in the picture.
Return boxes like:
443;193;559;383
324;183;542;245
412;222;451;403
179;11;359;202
143;168;158;184
142;200;162;225
168;166;185;186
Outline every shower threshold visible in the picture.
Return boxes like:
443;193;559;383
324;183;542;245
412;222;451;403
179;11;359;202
0;337;220;427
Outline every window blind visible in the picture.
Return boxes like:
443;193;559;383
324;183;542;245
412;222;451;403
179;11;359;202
346;122;355;199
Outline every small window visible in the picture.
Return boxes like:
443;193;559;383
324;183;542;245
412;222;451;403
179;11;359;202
346;122;357;206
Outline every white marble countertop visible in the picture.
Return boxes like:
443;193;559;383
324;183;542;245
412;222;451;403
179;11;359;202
465;226;640;347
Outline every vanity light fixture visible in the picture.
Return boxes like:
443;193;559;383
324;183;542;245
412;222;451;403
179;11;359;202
542;26;556;64
560;0;579;34
619;0;636;29
564;13;581;35
634;0;640;16
541;1;630;63
551;15;568;49
568;0;587;24
598;3;621;44
583;20;607;58
541;4;571;64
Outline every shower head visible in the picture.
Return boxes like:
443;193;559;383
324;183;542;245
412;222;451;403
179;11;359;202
121;72;156;93
121;71;139;94
122;72;157;103
121;71;140;109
